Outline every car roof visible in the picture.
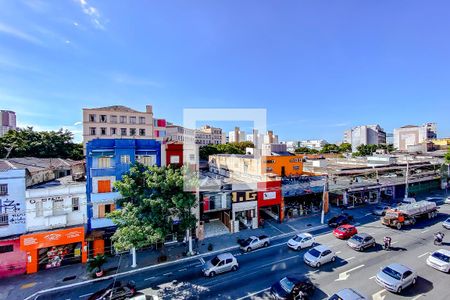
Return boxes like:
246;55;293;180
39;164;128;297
386;263;412;273
435;249;450;256
297;232;313;238
217;252;234;260
354;232;371;238
336;288;366;299
313;245;330;252
338;224;354;229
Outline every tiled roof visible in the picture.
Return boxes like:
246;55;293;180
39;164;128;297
86;105;141;113
0;160;14;172
4;157;82;174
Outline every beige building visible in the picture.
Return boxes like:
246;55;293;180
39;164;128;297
82;105;167;145
166;124;225;145
393;123;437;151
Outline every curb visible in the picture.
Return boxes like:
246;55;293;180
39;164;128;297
23;223;329;300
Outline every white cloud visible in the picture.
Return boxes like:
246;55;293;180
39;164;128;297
73;121;82;126
0;22;43;46
76;0;106;30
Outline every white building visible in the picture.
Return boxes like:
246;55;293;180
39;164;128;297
344;125;387;152
166;124;225;145
299;139;328;150
25;176;87;232
0;167;26;238
229;127;246;143
0;110;16;137
393;123;437;151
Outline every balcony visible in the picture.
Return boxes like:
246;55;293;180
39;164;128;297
90;191;122;203
45;214;68;227
90;168;116;177
91;217;115;229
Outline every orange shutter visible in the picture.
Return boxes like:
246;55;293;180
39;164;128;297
98;205;105;218
111;204;116;212
98;180;111;193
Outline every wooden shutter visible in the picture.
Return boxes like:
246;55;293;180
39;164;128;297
98;180;111;193
98;204;105;218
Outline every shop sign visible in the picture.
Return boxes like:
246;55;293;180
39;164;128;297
20;227;85;251
263;191;277;200
231;191;257;203
29;196;63;204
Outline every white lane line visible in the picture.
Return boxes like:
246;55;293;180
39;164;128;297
391;241;398;245
236;287;270;300
344;256;355;261
372;289;386;300
79;293;92;298
421;229;429;234
144;276;156;281
286;223;297;232
335;264;365;281
418;252;430;258
178;268;187;272
199;257;205;264
412;294;425;300
266;221;284;234
369;276;375;280
335;251;342;254
194;264;203;267
163;272;172;276
365;213;372;216
310;269;320;274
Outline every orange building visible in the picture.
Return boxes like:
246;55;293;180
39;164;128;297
20;227;87;274
263;155;303;177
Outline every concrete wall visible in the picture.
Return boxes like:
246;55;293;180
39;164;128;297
0;169;26;238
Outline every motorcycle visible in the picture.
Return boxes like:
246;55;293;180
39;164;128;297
383;237;392;250
434;232;444;246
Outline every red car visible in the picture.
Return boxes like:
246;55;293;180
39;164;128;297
333;224;358;239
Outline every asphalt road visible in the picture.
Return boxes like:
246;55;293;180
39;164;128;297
35;202;450;300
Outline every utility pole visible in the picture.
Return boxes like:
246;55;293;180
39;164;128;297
404;156;409;200
321;175;329;224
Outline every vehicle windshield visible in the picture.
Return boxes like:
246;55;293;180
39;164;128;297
211;256;221;266
308;248;321;258
336;227;347;232
382;267;402;280
351;235;363;242
446;218;450;222
279;277;295;293
432;252;450;263
293;235;304;242
328;295;343;300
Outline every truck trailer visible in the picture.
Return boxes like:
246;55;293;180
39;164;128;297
381;201;438;229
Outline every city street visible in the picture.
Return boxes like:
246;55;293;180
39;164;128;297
33;200;450;300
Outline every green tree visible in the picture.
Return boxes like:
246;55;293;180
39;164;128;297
294;147;319;154
108;164;197;254
339;143;352;153
199;142;254;160
445;148;450;164
0;127;83;160
320;144;340;154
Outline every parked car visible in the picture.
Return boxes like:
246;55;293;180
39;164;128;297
426;196;445;205
287;233;315;251
270;275;315;299
347;233;376;251
303;245;336;268
328;288;367;300
239;235;270;252
333;224;357;239
327;214;353;228
443;217;450;230
202;253;239;277
426;249;450;273
88;280;136;300
372;205;391;216
130;295;159;300
445;196;450;204
375;263;417;293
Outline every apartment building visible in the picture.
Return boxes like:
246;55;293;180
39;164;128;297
344;125;387;152
299;139;328;150
85;139;161;256
166;124;225;145
82;105;167;145
263;130;279;144
393;123;437;151
228;127;246;143
0;110;17;137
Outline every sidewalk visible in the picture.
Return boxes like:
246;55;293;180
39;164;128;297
1;205;364;300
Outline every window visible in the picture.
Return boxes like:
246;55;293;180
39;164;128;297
72;197;79;211
0;244;13;253
293;165;300;170
120;155;131;164
36;201;43;217
0;184;7;196
110;128;117;135
89;127;96;135
139;129;146;136
97;180;111;193
100;127;107;135
266;160;275;164
89;114;96;122
121;128;127;136
136;155;155;166
170;155;180;164
139;117;145;124
0;213;8;226
98;203;115;218
130;128;136;136
225;258;232;264
120;116;127;123
110;115;117;123
100;115;107;123
97;157;111;168
129;116;136;124
53;198;64;215
266;167;273;172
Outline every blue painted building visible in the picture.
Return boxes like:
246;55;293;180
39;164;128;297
85;139;162;255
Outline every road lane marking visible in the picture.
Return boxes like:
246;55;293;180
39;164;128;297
343;256;355;261
372;289;387;300
391;241;398;245
369;276;375;280
286;223;297;232
20;282;37;289
418;252;430;258
335;251;342;254
365;213;372;216
236;287;270;300
199;257;205;264
163;272;172;276
421;229;429;234
266;220;284;234
178;268;187;272
79;293;93;298
335;264;365;281
144;276;156;281
412;294;425;300
194;264;203;267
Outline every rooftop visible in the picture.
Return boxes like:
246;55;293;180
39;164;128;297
3;157;81;174
85;105;141;113
28;175;85;189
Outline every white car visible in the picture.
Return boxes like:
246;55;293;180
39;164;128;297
443;217;450;230
328;288;367;300
445;196;450;204
287;233;315;251
303;245;336;268
202;253;239;277
426;249;450;273
376;263;417;293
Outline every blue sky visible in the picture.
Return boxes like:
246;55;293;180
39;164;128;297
0;0;449;143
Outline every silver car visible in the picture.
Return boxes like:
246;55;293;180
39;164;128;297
202;253;239;277
347;233;376;251
303;245;336;268
376;263;417;293
443;217;450;230
328;288;367;300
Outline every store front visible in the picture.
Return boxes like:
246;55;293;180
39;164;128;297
200;192;232;238
257;181;283;222
231;191;258;233
20;227;87;274
0;237;27;278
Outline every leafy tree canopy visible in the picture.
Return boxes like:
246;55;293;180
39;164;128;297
294;147;319;154
199;142;254;160
0;127;83;160
108;164;197;252
445;148;450;164
320;143;340;154
339;143;352;153
353;144;395;157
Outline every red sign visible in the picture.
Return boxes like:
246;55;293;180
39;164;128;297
20;227;85;251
